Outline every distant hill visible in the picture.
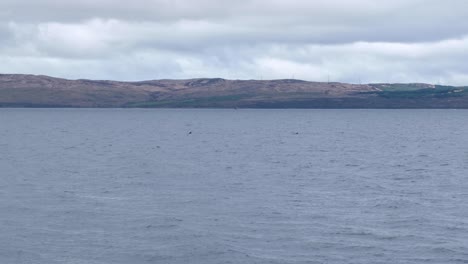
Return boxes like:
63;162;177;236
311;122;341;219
1;74;468;108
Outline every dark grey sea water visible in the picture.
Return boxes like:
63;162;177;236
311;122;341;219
1;109;468;264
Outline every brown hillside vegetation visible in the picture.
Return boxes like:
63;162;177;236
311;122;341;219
1;74;467;108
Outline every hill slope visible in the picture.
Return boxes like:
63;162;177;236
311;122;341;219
1;74;468;108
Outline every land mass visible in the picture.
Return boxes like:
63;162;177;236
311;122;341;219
1;74;468;108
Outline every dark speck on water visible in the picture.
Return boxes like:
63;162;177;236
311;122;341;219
1;108;468;264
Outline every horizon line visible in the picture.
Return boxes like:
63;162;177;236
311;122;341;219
0;73;458;86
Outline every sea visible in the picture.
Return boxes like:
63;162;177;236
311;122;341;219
1;108;468;264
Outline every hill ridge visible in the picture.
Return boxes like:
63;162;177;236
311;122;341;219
1;74;467;108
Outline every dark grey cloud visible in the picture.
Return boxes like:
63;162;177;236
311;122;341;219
2;0;468;43
1;0;468;84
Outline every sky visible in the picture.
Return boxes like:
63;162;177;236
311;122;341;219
1;0;468;84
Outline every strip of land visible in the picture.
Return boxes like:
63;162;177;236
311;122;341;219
1;74;468;108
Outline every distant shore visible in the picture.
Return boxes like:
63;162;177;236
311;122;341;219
1;74;468;108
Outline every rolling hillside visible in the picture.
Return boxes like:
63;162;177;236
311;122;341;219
1;74;468;108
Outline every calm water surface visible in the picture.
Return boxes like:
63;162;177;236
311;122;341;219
1;109;468;264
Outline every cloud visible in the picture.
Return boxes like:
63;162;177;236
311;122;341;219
1;0;468;84
2;0;468;42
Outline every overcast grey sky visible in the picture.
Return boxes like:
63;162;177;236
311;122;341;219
1;0;468;84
